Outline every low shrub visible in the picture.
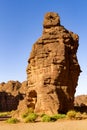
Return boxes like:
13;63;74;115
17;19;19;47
22;108;34;118
0;112;11;117
41;114;66;122
40;113;46;117
22;112;28;118
41;114;51;122
75;112;87;120
67;110;87;120
25;113;38;123
6;118;19;124
66;110;77;119
51;114;66;121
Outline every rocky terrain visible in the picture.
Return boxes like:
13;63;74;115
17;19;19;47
0;12;81;115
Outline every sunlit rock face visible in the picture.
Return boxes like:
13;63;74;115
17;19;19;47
26;12;81;114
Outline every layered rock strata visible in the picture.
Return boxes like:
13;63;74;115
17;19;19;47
26;12;81;114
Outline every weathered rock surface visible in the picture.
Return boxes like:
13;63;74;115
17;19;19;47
0;12;81;115
0;81;27;111
26;12;81;114
74;95;87;113
74;95;87;106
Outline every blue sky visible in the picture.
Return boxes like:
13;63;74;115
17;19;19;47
0;0;87;96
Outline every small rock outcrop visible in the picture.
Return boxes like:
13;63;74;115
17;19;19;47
26;12;81;114
74;95;87;113
74;95;87;107
0;81;27;111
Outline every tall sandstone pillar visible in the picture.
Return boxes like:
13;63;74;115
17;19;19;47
26;12;81;114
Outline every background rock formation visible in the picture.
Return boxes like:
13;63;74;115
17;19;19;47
26;12;81;114
74;95;87;113
0;81;27;111
75;95;87;107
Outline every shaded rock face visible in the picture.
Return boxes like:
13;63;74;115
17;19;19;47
0;81;27;111
26;12;81;114
74;95;87;113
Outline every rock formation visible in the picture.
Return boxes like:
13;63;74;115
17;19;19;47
74;95;87;113
26;12;81;114
74;95;87;107
0;81;27;111
0;12;81;115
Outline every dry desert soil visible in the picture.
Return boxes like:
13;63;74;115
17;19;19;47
0;120;87;130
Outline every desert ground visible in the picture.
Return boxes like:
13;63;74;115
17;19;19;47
0;120;87;130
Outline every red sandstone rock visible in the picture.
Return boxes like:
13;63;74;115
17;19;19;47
26;12;81;114
74;95;87;113
0;12;81;115
74;95;87;106
0;81;25;111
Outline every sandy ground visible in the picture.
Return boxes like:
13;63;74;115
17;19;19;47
0;120;87;130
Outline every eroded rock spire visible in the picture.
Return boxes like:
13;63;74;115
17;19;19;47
26;12;81;114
